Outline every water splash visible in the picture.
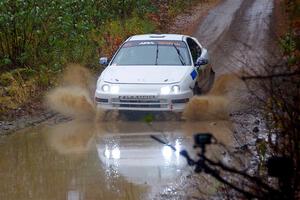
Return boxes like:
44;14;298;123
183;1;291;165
183;74;247;121
62;64;95;95
45;64;100;119
46;86;96;119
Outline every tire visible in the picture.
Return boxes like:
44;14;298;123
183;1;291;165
194;69;215;95
193;83;202;95
207;69;215;92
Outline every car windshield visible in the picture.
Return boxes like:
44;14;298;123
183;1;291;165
111;40;191;66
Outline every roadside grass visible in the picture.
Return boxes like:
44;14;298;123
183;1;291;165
0;68;57;119
0;0;204;119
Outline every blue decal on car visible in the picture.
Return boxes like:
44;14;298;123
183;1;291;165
190;70;197;80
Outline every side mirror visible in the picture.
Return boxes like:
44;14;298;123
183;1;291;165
99;57;109;66
195;48;209;66
195;57;208;66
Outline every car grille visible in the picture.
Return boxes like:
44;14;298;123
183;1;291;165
111;98;168;108
120;99;160;103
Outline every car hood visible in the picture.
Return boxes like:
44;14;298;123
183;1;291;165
102;66;190;84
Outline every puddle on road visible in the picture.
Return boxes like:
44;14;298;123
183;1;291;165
0;120;233;200
0;66;243;199
0;125;145;200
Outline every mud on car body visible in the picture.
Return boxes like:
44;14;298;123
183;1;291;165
95;34;214;112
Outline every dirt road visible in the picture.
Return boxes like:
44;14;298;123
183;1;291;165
0;1;277;199
195;0;274;74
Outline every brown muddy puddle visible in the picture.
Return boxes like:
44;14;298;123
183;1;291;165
0;120;233;200
0;65;245;199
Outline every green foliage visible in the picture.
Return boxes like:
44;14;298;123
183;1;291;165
0;0;197;117
11;68;36;81
168;0;194;17
280;33;296;54
279;32;300;65
0;0;194;74
0;0;160;74
143;114;154;124
91;16;155;57
0;72;14;87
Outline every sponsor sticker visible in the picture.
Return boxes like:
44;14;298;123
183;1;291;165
119;96;156;100
139;41;155;45
123;40;186;48
190;70;197;80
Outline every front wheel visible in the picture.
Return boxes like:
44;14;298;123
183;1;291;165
207;69;215;92
193;83;202;95
194;69;215;95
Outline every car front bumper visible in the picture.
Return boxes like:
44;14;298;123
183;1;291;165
94;87;193;112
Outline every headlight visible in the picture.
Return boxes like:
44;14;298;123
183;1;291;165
162;146;173;159
101;84;119;93
161;85;180;94
104;148;111;159
111;147;120;159
102;84;110;92
160;86;171;94
171;85;180;93
104;146;121;159
110;85;119;93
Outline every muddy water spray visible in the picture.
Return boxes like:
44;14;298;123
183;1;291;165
62;64;96;95
183;74;247;121
46;86;96;118
45;64;102;119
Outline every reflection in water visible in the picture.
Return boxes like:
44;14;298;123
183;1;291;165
44;120;233;199
0;115;234;200
0;126;146;200
47;120;97;155
96;132;189;186
67;190;81;200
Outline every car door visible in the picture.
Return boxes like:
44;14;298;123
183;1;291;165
186;37;209;91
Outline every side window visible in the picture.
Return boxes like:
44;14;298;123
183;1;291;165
187;38;202;64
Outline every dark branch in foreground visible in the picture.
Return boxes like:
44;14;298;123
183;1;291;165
151;133;291;200
241;71;300;80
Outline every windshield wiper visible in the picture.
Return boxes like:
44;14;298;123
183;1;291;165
173;43;186;65
155;43;159;65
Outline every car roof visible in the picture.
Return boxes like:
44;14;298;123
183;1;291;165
127;34;188;42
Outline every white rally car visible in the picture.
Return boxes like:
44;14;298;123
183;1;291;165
95;34;214;112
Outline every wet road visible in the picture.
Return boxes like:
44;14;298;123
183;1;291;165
0;121;232;200
0;0;275;199
194;0;274;74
